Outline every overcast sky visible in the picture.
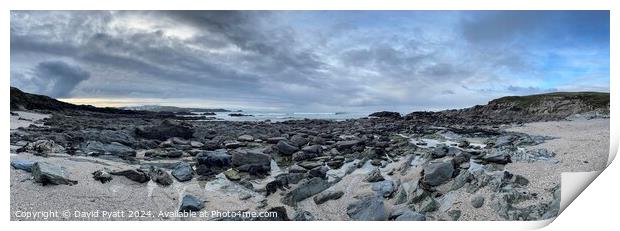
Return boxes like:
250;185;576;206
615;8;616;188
10;11;609;112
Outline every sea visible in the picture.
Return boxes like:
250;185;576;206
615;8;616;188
180;111;374;122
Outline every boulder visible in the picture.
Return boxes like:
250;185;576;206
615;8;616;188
92;169;113;183
171;162;193;182
83;141;136;157
231;149;271;173
237;135;254;142
275;141;299;155
313;190;344;205
481;149;512;164
290;135;309;147
10;159;35;172
422;161;455;186
110;169;150;183
282;177;331;206
195;150;232;168
223;168;241;181
293;210;316;221
372;180;396;198
149;168;173;186
471;195;485;208
135;120;194;141
336;140;361;151
292;151;319;162
32;162;77;185
347;195;387;221
179;194;204;212
20;140;65;155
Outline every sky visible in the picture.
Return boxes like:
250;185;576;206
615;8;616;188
10;11;610;112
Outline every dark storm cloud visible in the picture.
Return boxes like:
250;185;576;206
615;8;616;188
33;61;90;98
9;11;609;111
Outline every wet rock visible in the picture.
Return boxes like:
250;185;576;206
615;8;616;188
179;194;204;212
224;168;241;181
313;190;344;204
231;149;271;174
275;140;299;155
92;169;113;183
347;195;387;221
32;162;77;185
110;169;150;183
149;168;173;186
237;134;254;142
135;120;194;141
10;159;35;172
365;168;385;182
471;195;485;208
171;162;193;182
196;150;231;168
422;161;455;186
282;177;331;206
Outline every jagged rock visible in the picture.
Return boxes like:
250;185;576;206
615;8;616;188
365;168;385;182
110;169;150;183
275;140;299;155
347;195;387;221
149;168;173;186
282;177;331;206
32;162;77;185
313;190;344;204
179;194;204;212
10;159;35;172
171;162;193;182
92;169;113;183
422;161;455;186
20;140;65;155
135;120;194;141
298;161;323;169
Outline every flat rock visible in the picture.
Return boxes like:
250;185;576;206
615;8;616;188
347;195;387;221
32;162;77;185
110;169;150;183
282;177;331;206
11;159;35;172
313;190;344;205
276;140;299;155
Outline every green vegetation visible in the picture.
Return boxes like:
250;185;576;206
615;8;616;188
490;92;609;109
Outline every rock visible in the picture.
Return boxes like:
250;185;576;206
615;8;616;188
224;141;243;149
288;164;307;173
224;168;241;181
347;195;387;221
282;177;331;206
189;141;204;148
458;140;470;148
293;210;315;221
31;162;77;185
135;120;194;141
422;161;455;186
471;196;485;208
290;135;309;147
82;140;136;157
92;169;113;183
308;165;329;179
110;169;150;183
196;150;232;168
231;149;271;174
298;161;322;169
395;211;426;221
20;140;65;155
417;196;439;213
292;151;319;162
149;168;173;186
448;210;462;220
10;159;35;172
371;180;396;198
336;140;361;151
481;149;512;164
311;136;326;145
365;168;385;182
432;145;449;158
301;145;322;154
237;134;254;142
287;173;305;184
275;141;299;155
171;162;193;182
368;111;401;119
313;190;344;204
179;194;204;212
266;137;287;144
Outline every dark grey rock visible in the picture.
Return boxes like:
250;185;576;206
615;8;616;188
171;162;193;182
149;168;173;186
290;135;309;147
282;177;331;206
293;210;316;221
313;190;344;204
347;195;387;221
195;150;231;168
179;194;204;212
422;161;455;186
11;159;35;172
471;196;485;208
365;168;385;182
336;140;361;151
92;169;113;183
372;180;396;198
275;140;299;155
32;162;77;185
110;169;150;183
135;120;194;141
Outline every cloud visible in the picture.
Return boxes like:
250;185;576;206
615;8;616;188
33;61;90;97
9;11;610;112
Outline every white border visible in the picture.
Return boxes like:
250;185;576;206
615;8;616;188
1;1;617;230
